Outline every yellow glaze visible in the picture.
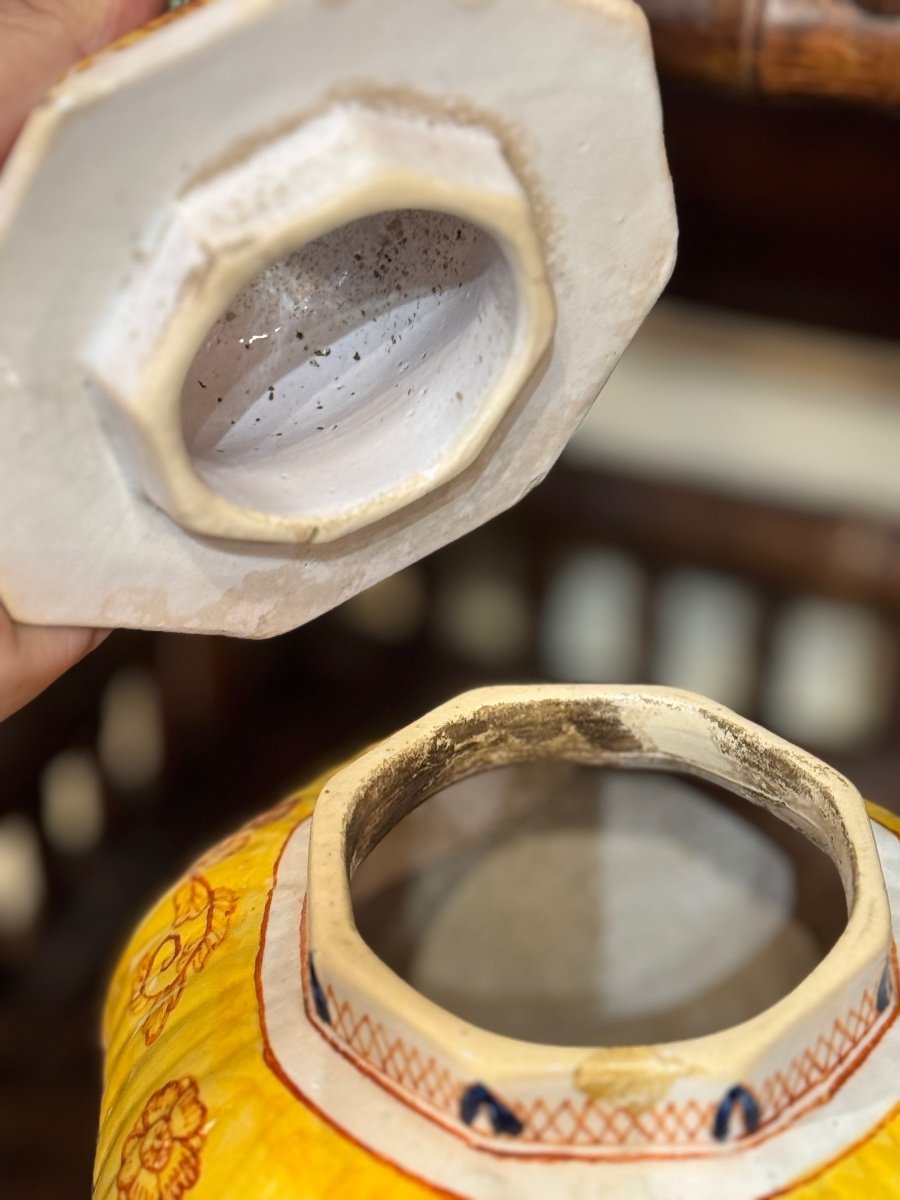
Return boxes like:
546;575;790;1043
93;783;900;1199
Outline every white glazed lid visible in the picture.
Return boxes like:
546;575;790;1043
0;0;675;636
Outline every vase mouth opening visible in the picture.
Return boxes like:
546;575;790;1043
350;761;848;1047
304;685;895;1154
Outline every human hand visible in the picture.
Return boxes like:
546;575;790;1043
0;0;167;716
0;608;111;721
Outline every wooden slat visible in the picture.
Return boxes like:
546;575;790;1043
638;0;900;106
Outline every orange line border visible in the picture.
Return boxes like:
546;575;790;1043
300;925;899;1163
255;814;469;1200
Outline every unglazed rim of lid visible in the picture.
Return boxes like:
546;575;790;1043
304;685;895;1158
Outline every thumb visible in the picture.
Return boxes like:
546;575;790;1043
0;0;167;161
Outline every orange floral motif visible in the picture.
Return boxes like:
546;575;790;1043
117;1076;207;1200
130;875;237;1044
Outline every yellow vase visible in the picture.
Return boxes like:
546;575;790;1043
95;687;900;1199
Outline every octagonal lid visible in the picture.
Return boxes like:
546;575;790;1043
0;0;676;636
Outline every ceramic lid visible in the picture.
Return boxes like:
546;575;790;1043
0;0;675;636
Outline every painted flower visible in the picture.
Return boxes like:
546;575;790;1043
117;1077;207;1200
130;875;237;1045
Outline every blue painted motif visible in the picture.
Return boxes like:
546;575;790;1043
308;955;331;1025
460;1083;524;1136
713;1084;761;1141
877;962;893;1013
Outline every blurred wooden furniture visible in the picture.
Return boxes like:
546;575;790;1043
639;0;900;106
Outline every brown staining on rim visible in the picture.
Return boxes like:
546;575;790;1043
705;711;821;808
703;709;853;873
346;697;647;871
179;82;558;265
344;693;861;890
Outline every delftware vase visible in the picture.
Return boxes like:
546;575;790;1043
0;0;675;637
95;686;900;1199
